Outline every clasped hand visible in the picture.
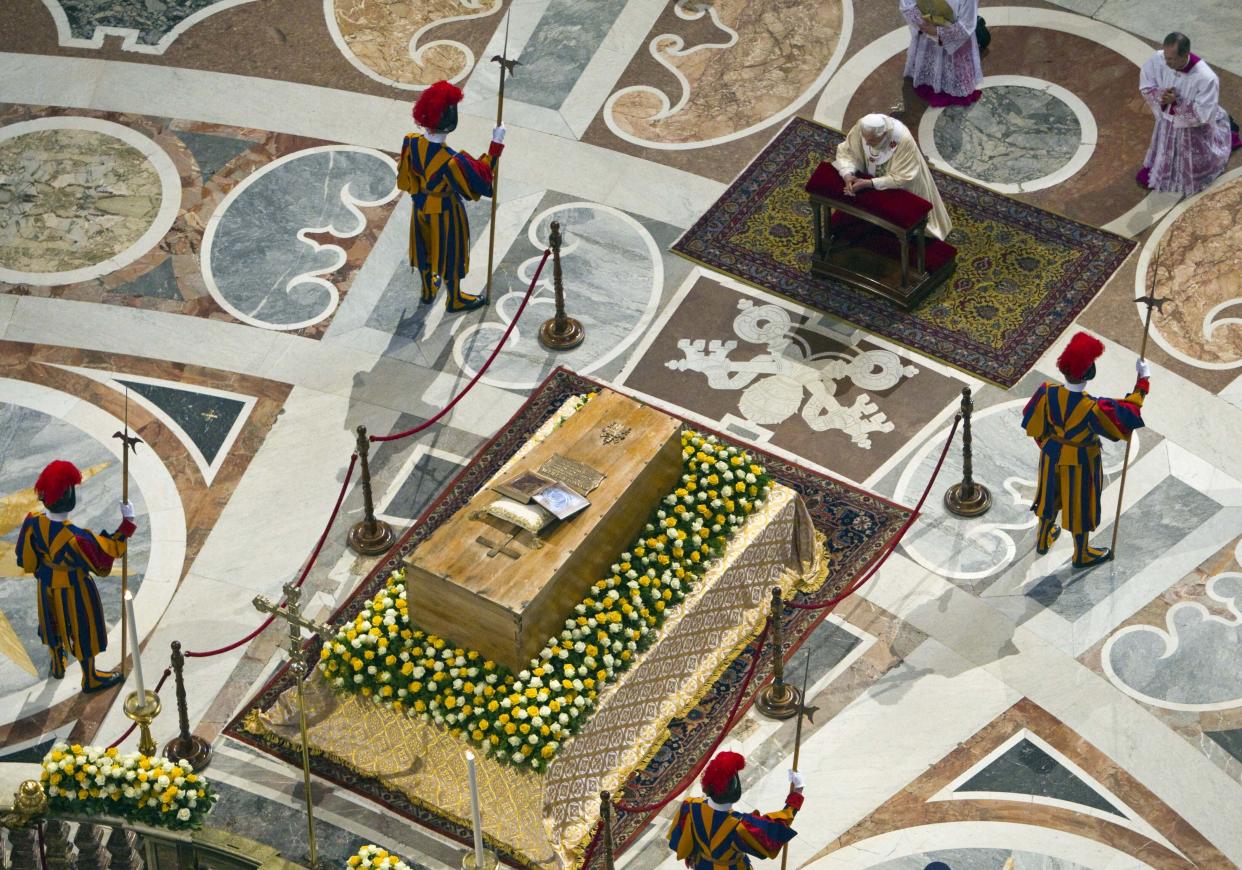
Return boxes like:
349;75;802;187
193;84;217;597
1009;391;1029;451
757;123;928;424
1159;89;1176;107
841;174;871;196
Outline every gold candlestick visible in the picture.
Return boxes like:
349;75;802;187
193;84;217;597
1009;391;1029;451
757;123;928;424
123;690;162;757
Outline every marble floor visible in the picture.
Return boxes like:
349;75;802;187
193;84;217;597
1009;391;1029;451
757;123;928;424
1;0;1241;867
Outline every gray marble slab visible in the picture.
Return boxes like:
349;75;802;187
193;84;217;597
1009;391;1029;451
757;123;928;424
506;0;631;110
174;129;253;182
934;86;1081;185
1103;572;1242;707
1026;476;1221;620
114;257;183;300
957;737;1123;815
208;148;395;329
1207;728;1242;764
117;379;246;467
55;0;238;46
380;451;463;522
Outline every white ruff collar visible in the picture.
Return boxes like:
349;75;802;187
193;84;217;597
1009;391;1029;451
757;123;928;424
46;511;69;522
424;131;448;144
706;797;735;812
1064;382;1086;393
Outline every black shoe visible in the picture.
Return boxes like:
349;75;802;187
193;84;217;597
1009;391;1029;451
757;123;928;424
81;670;124;694
447;294;488;313
1072;547;1112;569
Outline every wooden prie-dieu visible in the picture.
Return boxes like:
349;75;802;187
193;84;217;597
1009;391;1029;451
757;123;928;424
402;390;683;672
805;161;957;309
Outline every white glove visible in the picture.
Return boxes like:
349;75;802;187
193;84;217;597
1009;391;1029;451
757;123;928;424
787;769;804;791
120;501;135;519
491;125;506;144
1136;358;1151;379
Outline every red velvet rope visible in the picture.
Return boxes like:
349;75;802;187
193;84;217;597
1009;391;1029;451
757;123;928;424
788;413;961;611
614;619;771;816
370;249;552;443
106;667;172;750
102;452;359;748
577;819;605;870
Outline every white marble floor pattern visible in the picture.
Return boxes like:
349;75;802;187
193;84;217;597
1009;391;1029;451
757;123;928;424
5;0;1242;865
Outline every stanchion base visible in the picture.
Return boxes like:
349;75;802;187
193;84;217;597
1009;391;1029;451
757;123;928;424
348;519;396;556
462;849;499;870
164;734;214;772
755;681;802;720
944;482;992;517
539;316;585;350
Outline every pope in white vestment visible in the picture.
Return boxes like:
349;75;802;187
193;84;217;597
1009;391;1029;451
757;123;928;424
832;114;953;241
1137;36;1237;195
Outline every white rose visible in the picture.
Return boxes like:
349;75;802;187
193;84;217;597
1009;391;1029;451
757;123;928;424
177;808;191;821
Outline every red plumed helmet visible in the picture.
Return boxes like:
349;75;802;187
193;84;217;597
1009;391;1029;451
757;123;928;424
35;460;82;507
701;751;745;798
1056;331;1104;382
413;80;464;130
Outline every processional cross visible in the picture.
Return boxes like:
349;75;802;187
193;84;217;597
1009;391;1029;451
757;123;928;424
253;582;333;868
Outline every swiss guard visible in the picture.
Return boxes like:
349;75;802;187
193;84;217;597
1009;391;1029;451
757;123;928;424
1022;332;1151;568
16;461;137;693
668;751;805;870
398;80;506;313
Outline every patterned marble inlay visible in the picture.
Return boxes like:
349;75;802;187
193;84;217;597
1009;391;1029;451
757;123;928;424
201;146;397;331
327;0;502;90
604;0;845;147
117;380;247;468
956;737;1125;816
0;127;163;277
45;0;254;51
1143;173;1242;369
933;85;1082;186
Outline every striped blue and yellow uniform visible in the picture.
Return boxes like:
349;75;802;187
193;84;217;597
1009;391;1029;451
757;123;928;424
397;134;499;310
16;512;132;666
667;793;802;870
1021;379;1147;534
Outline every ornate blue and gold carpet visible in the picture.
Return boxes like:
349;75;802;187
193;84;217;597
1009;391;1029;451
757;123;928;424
673;118;1136;387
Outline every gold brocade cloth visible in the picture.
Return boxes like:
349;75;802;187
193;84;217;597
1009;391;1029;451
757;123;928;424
247;483;826;869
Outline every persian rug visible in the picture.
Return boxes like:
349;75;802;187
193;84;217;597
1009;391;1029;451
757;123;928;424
673;117;1136;387
225;368;911;868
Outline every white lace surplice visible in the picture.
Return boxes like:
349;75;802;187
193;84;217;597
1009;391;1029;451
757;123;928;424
1138;51;1232;195
899;0;982;98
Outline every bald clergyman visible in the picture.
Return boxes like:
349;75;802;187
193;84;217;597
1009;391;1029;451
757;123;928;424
832;114;952;240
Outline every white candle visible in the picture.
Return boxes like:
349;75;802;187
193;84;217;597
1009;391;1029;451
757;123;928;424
123;591;145;701
465;751;484;866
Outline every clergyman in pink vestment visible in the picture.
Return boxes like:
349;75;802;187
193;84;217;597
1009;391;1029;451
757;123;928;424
1137;32;1239;195
899;0;983;108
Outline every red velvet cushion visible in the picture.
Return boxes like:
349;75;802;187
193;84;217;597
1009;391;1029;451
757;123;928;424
827;212;956;271
805;162;932;231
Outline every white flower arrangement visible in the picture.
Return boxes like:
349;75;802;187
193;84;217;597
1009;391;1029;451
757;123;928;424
40;743;217;830
346;844;414;868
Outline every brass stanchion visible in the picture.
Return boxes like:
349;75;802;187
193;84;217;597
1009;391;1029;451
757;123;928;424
755;587;800;719
599;791;616;870
163;641;213;771
943;386;992;517
347;425;395;556
254;583;333;869
538;220;584;350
